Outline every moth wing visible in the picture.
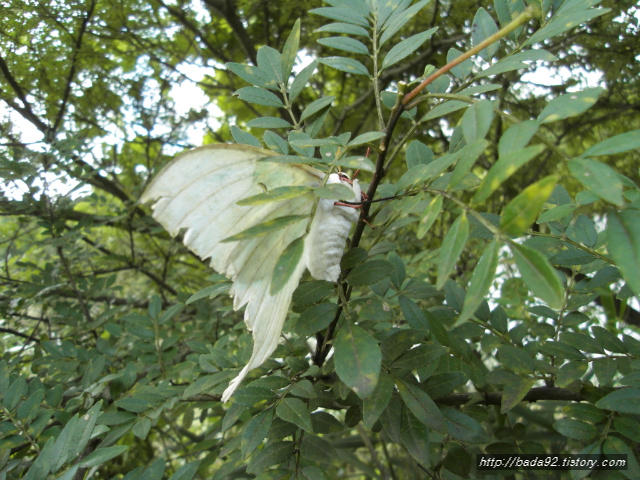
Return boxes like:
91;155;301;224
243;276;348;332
141;144;323;400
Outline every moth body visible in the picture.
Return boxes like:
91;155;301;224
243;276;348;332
305;173;361;282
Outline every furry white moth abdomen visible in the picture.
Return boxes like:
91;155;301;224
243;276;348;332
305;173;361;282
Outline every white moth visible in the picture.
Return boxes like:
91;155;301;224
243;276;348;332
141;144;361;401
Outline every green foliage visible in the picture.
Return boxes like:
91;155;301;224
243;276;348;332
1;0;640;478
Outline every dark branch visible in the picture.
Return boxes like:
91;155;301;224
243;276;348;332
0;55;50;134
435;387;585;407
0;327;40;343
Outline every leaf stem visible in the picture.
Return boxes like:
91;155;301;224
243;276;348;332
403;7;537;106
371;14;385;130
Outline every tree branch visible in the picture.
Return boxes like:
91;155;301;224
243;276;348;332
435;387;585;406
51;0;96;138
203;0;257;64
0;54;50;134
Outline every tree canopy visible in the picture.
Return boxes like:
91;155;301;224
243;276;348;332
1;0;639;478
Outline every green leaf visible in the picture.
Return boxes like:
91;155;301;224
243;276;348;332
525;7;610;47
448;140;486;190
477;49;557;78
74;401;102;458
295;303;339;336
314;183;355;200
510;242;564;309
0;360;8;396
554;418;598;440
293;280;334;306
471;8;499;60
591;326;626;354
607;210;640;295
423;372;468;399
420;100;469;122
443;407;490;443
394;345;448;373
315;22;369;36
540;342;585;363
582;129;640;157
560;331;604;355
159;303;184;325
457;241;499;325
167;461;202;480
16;388;43;422
497;345;534;374
246;441;295;474
246;117;291;129
139;458;165;480
311;411;343;434
398;296;429;330
300;96;335;122
498;120;538;157
80;446;129;468
276;397;313;432
317;36;369;55
234;86;284;108
226;63;278;90
614;416;640;442
270;236;305;295
603;436;640;479
320;56;370;76
185;283;230;305
569;157;624;205
436;213;469;289
537;87;604;124
472;145;545;204
23;437;54;480
347;259;393;286
4;375;27;411
568;214;597;247
261;133;288;152
290;379;315;398
347;131;385;147
281;19;300;79
132;417;151;439
115;396;154;413
300;434;338;464
406;140;434;168
334;324;381;399
592;357;617;387
501;377;535;413
536;203;576;224
396;379;446;432
443;444;472;477
447;47;473;79
461;99;494;144
309;6;369;27
237;186;311;206
494;0;525;39
400;408;430;464
500;175;557;236
222;215;308;242
231;126;262;148
241;409;273;457
257;46;284;84
261;129;287;151
362;372;394;429
416;195;442;240
381;28;437;71
396;151;461;191
289;60;318;103
379;0;431;46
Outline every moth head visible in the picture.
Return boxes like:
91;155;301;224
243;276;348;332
327;171;361;202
